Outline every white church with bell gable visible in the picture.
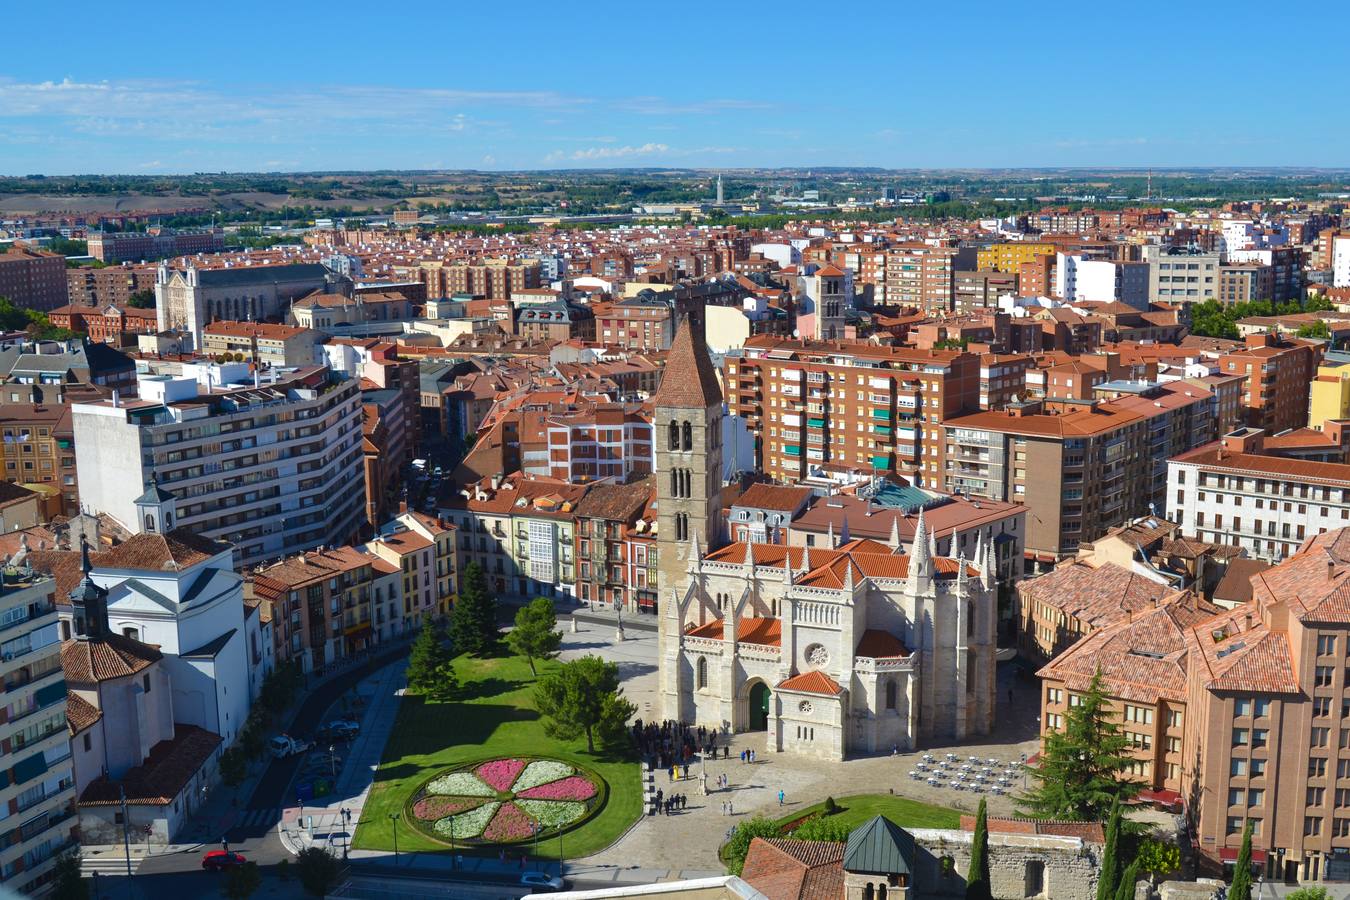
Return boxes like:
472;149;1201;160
653;320;998;761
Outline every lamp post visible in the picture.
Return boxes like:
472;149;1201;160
341;808;351;861
389;812;400;863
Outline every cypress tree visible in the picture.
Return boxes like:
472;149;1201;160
1113;858;1141;900
966;797;992;900
1096;796;1122;900
1229;820;1254;900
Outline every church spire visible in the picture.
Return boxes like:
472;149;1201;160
888;515;901;550
651;318;722;410
840;515;850;544
827;521;835;549
910;508;933;579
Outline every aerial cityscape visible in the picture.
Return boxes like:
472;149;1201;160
4;3;1350;899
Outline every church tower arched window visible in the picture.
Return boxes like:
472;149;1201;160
682;421;693;451
668;420;680;451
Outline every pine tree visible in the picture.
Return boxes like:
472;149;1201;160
1096;796;1122;900
451;561;499;657
407;616;456;699
1113;858;1141;900
507;597;562;675
1229;820;1254;900
966;797;992;900
1017;669;1140;822
534;655;636;753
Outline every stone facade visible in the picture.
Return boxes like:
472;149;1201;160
906;828;1102;900
155;262;333;349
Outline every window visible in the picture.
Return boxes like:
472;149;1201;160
1311;758;1328;778
1046;688;1063;705
1227;816;1244;835
1252;729;1268;748
1306;816;1323;837
1317;666;1335;688
885;681;897;711
1024;861;1045;898
1254;698;1270;717
1319;635;1337;656
1309;787;1325;807
1232;728;1250;746
1251;758;1267;777
143;674;151;694
1314;727;1331;748
1235;698;1252;717
82;733;91;752
1124;705;1153;724
1249;789;1264;807
696;656;707;690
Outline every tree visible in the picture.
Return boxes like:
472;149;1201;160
49;852;87;900
1287;888;1331;900
224;860;262;899
507;597;562;675
1229;819;1254;900
220;746;248;788
1017;669;1140;822
723;815;781;875
406;616;457;700
127;289;156;308
295;846;343;897
451;561;499;656
1135;838;1181;881
1113;858;1141;900
1297;320;1331;339
1096;797;1122;900
965;797;992;900
534;655;636;753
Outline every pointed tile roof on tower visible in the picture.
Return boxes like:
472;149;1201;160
652;319;723;409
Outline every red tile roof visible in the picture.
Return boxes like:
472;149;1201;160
741;837;844;900
651;320;722;409
777;670;844;695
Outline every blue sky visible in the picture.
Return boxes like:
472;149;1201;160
2;0;1347;174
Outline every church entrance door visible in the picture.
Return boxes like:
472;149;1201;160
748;682;770;731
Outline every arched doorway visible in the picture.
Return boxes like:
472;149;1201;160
748;682;770;731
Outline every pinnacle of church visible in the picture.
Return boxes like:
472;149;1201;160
652;318;723;409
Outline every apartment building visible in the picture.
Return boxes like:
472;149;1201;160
0;570;76;896
1167;430;1350;563
71;365;365;567
250;545;402;673
1219;264;1275;304
884;244;974;314
595;294;676;351
88;229;224;263
1218;332;1320;433
1037;527;1350;882
405;258;542;301
943;381;1217;561
977;242;1057;274
571;478;658;612
0;403;78;517
201;321;322;368
1310;364;1350;431
1227;246;1305;302
541;404;653;482
954;270;1017;313
0;249;67;313
66;265;156;307
726;336;980;489
1058;255;1149;308
1146;247;1220;304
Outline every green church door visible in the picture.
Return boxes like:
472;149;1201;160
748;682;770;731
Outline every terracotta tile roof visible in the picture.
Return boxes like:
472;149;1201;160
1173;444;1350;487
741;837;844;900
685;616;781;647
66;691;102;735
704;542;977;585
572;477;653;522
79;725;223;807
1184;607;1300;695
62;635;163;686
855;629;909;659
959;816;1104;843
651;320;722;409
1039;591;1221;703
95;530;229;572
1018;561;1171;632
1212;558;1271;604
777;670;844;695
734;482;813;513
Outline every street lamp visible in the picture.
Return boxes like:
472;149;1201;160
389;812;400;863
329;744;338;779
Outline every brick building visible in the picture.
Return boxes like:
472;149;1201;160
1218;333;1320;433
0;248;68;312
48;304;160;345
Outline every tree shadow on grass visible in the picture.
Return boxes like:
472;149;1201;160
455;676;528;701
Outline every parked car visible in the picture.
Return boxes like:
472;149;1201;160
267;735;314;759
321;719;360;740
201;850;247;871
521;872;565;893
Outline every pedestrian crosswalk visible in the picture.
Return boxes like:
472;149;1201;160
80;854;140;877
235;807;283;830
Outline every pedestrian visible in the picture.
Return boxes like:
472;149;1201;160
778;789;784;806
740;749;746;764
668;765;674;782
728;801;733;815
724;745;729;760
721;800;727;816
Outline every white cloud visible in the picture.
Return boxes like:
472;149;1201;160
548;142;670;162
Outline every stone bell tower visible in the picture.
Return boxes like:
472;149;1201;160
654;318;724;722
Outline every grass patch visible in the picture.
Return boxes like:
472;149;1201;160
353;651;640;858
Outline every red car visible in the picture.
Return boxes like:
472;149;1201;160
201;850;247;871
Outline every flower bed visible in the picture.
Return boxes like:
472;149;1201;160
405;756;607;846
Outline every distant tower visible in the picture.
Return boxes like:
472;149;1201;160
716;174;724;206
655;319;725;722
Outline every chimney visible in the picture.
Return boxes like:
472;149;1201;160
111;389;120;408
399;500;408;514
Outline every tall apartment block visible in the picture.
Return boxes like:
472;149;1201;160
976;242;1057;274
0;249;68;313
726;336;979;489
0;570;76;895
883;243;976;314
87;230;225;263
943;381;1217;561
71;365;365;567
1218;333;1320;433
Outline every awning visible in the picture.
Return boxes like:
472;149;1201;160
11;752;47;785
783;445;802;457
872;456;890;469
1137;787;1182;809
871;409;892;420
1219;847;1268;864
807;418;825;428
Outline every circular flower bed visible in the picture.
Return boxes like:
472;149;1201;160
406;757;606;846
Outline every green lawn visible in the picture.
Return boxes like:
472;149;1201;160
352;652;640;858
776;793;962;833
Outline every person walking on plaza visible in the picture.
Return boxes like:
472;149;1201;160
778;789;785;806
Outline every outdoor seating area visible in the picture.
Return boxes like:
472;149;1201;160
907;753;1023;796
